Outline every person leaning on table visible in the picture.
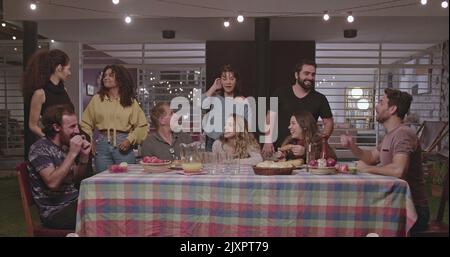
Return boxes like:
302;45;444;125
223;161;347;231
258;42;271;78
340;88;429;232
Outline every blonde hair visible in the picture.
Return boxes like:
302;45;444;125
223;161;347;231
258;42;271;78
219;114;260;159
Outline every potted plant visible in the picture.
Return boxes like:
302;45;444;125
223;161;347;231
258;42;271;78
429;161;447;197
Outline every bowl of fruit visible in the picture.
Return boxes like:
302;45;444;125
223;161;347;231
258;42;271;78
308;158;337;175
109;162;128;173
140;156;172;172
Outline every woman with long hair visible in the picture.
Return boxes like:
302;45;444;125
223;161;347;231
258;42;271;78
277;111;336;161
212;114;262;166
204;65;253;151
22;49;73;143
81;64;148;173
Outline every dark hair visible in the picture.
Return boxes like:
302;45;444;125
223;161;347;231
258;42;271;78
295;59;317;73
98;64;136;107
384;88;412;119
22;49;70;102
292;111;320;143
218;64;244;97
150;102;170;129
42;104;75;138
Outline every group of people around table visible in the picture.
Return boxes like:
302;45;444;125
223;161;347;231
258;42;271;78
23;49;429;233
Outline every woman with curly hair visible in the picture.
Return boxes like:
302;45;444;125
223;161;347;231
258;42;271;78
22;49;73;145
81;64;148;173
212;114;262;166
277;111;336;161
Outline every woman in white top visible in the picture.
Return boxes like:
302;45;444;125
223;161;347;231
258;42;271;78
212;114;262;166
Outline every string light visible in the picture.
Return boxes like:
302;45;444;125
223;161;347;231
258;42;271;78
323;11;330;21
124;15;132;24
346;12;354;23
223;19;230;28
1;22;6;27
442;1;449;8
30;1;37;11
51;39;55;43
12;36;16;40
420;0;427;5
112;0;120;5
237;15;244;23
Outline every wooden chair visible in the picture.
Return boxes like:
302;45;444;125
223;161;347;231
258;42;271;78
411;157;449;237
16;162;73;237
416;121;448;153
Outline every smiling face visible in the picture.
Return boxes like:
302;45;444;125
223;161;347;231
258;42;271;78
220;71;237;95
295;64;316;91
223;116;236;139
375;94;396;123
54;114;80;147
288;115;302;139
102;68;118;89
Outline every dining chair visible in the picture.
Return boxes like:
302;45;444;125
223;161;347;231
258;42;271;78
410;157;449;237
16;162;73;237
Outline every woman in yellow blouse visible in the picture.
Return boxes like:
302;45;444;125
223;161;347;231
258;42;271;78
81;64;148;173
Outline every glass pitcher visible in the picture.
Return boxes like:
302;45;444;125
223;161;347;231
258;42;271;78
179;142;203;172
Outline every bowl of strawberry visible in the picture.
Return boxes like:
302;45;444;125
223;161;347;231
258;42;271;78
140;156;172;172
109;162;128;173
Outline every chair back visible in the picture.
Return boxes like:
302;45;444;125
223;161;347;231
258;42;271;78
16;162;35;236
418;121;448;152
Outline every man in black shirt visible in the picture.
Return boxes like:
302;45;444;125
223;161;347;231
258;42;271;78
262;59;334;156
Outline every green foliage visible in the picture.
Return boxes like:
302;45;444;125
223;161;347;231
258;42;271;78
431;161;448;186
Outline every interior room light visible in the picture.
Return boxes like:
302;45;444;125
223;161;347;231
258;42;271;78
420;0;427;5
1;22;6;27
124;15;132;24
51;39;55;43
351;87;363;98
347;12;354;23
323;11;330;21
112;0;120;5
442;1;449;8
12;36;17;40
237;15;244;23
357;99;370;110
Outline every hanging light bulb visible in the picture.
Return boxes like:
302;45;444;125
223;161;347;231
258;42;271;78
223;19;230;28
237;15;244;23
112;0;120;5
442;1;449;8
420;0;427;5
124;15;132;24
347;12;354;23
323;11;330;21
29;1;37;10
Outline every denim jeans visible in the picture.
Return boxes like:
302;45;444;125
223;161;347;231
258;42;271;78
94;132;136;173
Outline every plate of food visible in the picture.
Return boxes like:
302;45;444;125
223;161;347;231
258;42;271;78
109;162;128;173
307;158;337;175
140;156;171;172
169;160;184;170
253;161;296;175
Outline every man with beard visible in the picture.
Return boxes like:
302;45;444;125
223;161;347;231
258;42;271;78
27;104;91;229
340;88;429;232
262;59;334;156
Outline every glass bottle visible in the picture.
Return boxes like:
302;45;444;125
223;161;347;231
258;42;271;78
320;137;329;160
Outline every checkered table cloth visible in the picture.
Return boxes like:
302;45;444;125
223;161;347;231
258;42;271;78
75;164;417;237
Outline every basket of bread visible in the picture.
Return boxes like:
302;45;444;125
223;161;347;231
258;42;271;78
253;160;298;175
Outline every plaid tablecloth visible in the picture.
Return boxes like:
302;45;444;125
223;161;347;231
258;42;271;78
75;164;417;237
